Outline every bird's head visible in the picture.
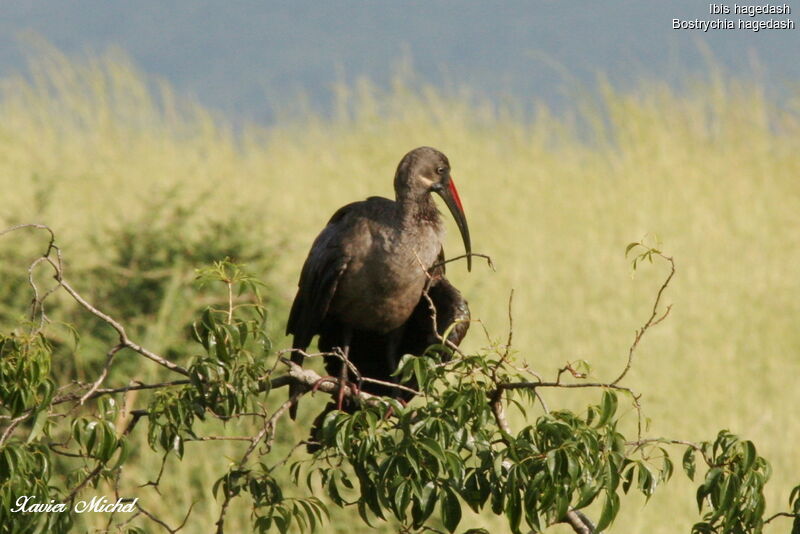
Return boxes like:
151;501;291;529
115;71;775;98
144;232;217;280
394;146;472;271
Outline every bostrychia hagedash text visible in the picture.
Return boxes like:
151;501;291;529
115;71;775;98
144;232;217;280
285;146;472;419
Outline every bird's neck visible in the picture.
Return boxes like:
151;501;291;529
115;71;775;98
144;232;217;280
398;193;441;231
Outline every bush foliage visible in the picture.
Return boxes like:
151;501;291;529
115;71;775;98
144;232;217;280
1;227;798;534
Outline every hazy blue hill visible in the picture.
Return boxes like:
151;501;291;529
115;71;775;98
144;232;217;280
1;0;797;122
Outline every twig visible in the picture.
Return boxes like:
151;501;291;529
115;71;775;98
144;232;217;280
764;512;800;524
503;289;514;360
216;395;299;534
59;278;191;377
0;223;56;247
140;451;171;493
612;254;675;386
79;343;124;404
500;380;637;395
490;389;512;436
138;502;195;534
431;252;495;271
0;413;32;448
54;379;191;405
184;436;254;442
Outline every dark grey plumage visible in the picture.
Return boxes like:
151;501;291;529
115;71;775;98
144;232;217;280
286;147;472;420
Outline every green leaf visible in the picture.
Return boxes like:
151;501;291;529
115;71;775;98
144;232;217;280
440;487;462;533
595;491;620;532
411;482;438;528
357;501;376;528
545;450;557;475
25;410;48;444
741;440;756;472
505;490;522;534
393;481;410;520
790;485;800;513
683;447;697;480
597;391;618;427
419;437;447;463
697;467;723;512
622;464;635;494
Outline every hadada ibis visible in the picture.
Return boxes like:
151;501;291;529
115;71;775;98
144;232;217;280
285;146;472;420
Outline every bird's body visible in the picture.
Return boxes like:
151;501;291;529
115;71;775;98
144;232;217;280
286;147;472;420
318;272;470;401
305;272;469;452
310;196;443;335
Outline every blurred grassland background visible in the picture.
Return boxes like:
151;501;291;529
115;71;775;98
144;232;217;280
1;45;799;533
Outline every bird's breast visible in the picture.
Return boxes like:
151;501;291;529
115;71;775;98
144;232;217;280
330;222;443;333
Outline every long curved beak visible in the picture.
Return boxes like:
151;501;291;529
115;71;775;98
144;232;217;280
437;177;472;271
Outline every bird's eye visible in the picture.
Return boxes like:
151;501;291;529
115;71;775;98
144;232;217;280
436;167;446;175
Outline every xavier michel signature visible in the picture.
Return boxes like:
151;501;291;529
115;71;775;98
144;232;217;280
10;495;138;514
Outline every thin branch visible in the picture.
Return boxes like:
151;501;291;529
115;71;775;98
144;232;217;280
503;289;514;360
612;253;675;386
139;451;171;493
226;280;234;325
500;380;636;395
79;343;124;405
216;395;298;534
59;278;191;377
137;502;194;534
764;512;800;524
184;436;253;442
490;389;512;436
0;413;32;448
54;379;191;405
431;252;495;271
0;223;56;246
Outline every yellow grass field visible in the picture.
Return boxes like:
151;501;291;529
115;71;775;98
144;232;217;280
2;47;799;533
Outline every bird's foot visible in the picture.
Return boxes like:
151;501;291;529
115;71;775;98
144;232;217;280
308;376;360;411
384;398;408;419
336;377;360;412
310;376;337;393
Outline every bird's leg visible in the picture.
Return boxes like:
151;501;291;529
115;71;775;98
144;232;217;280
336;326;353;412
383;398;409;420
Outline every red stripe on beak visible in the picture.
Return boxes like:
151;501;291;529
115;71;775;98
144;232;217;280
448;178;464;214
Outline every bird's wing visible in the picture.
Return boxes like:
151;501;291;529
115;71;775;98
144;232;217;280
426;276;470;348
286;204;355;351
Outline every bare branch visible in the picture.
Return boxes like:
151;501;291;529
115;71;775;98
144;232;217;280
612;253;675;386
79;343;124;404
0;413;32;448
58;279;191;377
563;509;595;534
54;379;191;405
137;502;195;534
430;252;495;271
764;512;800;524
0;223;56;248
